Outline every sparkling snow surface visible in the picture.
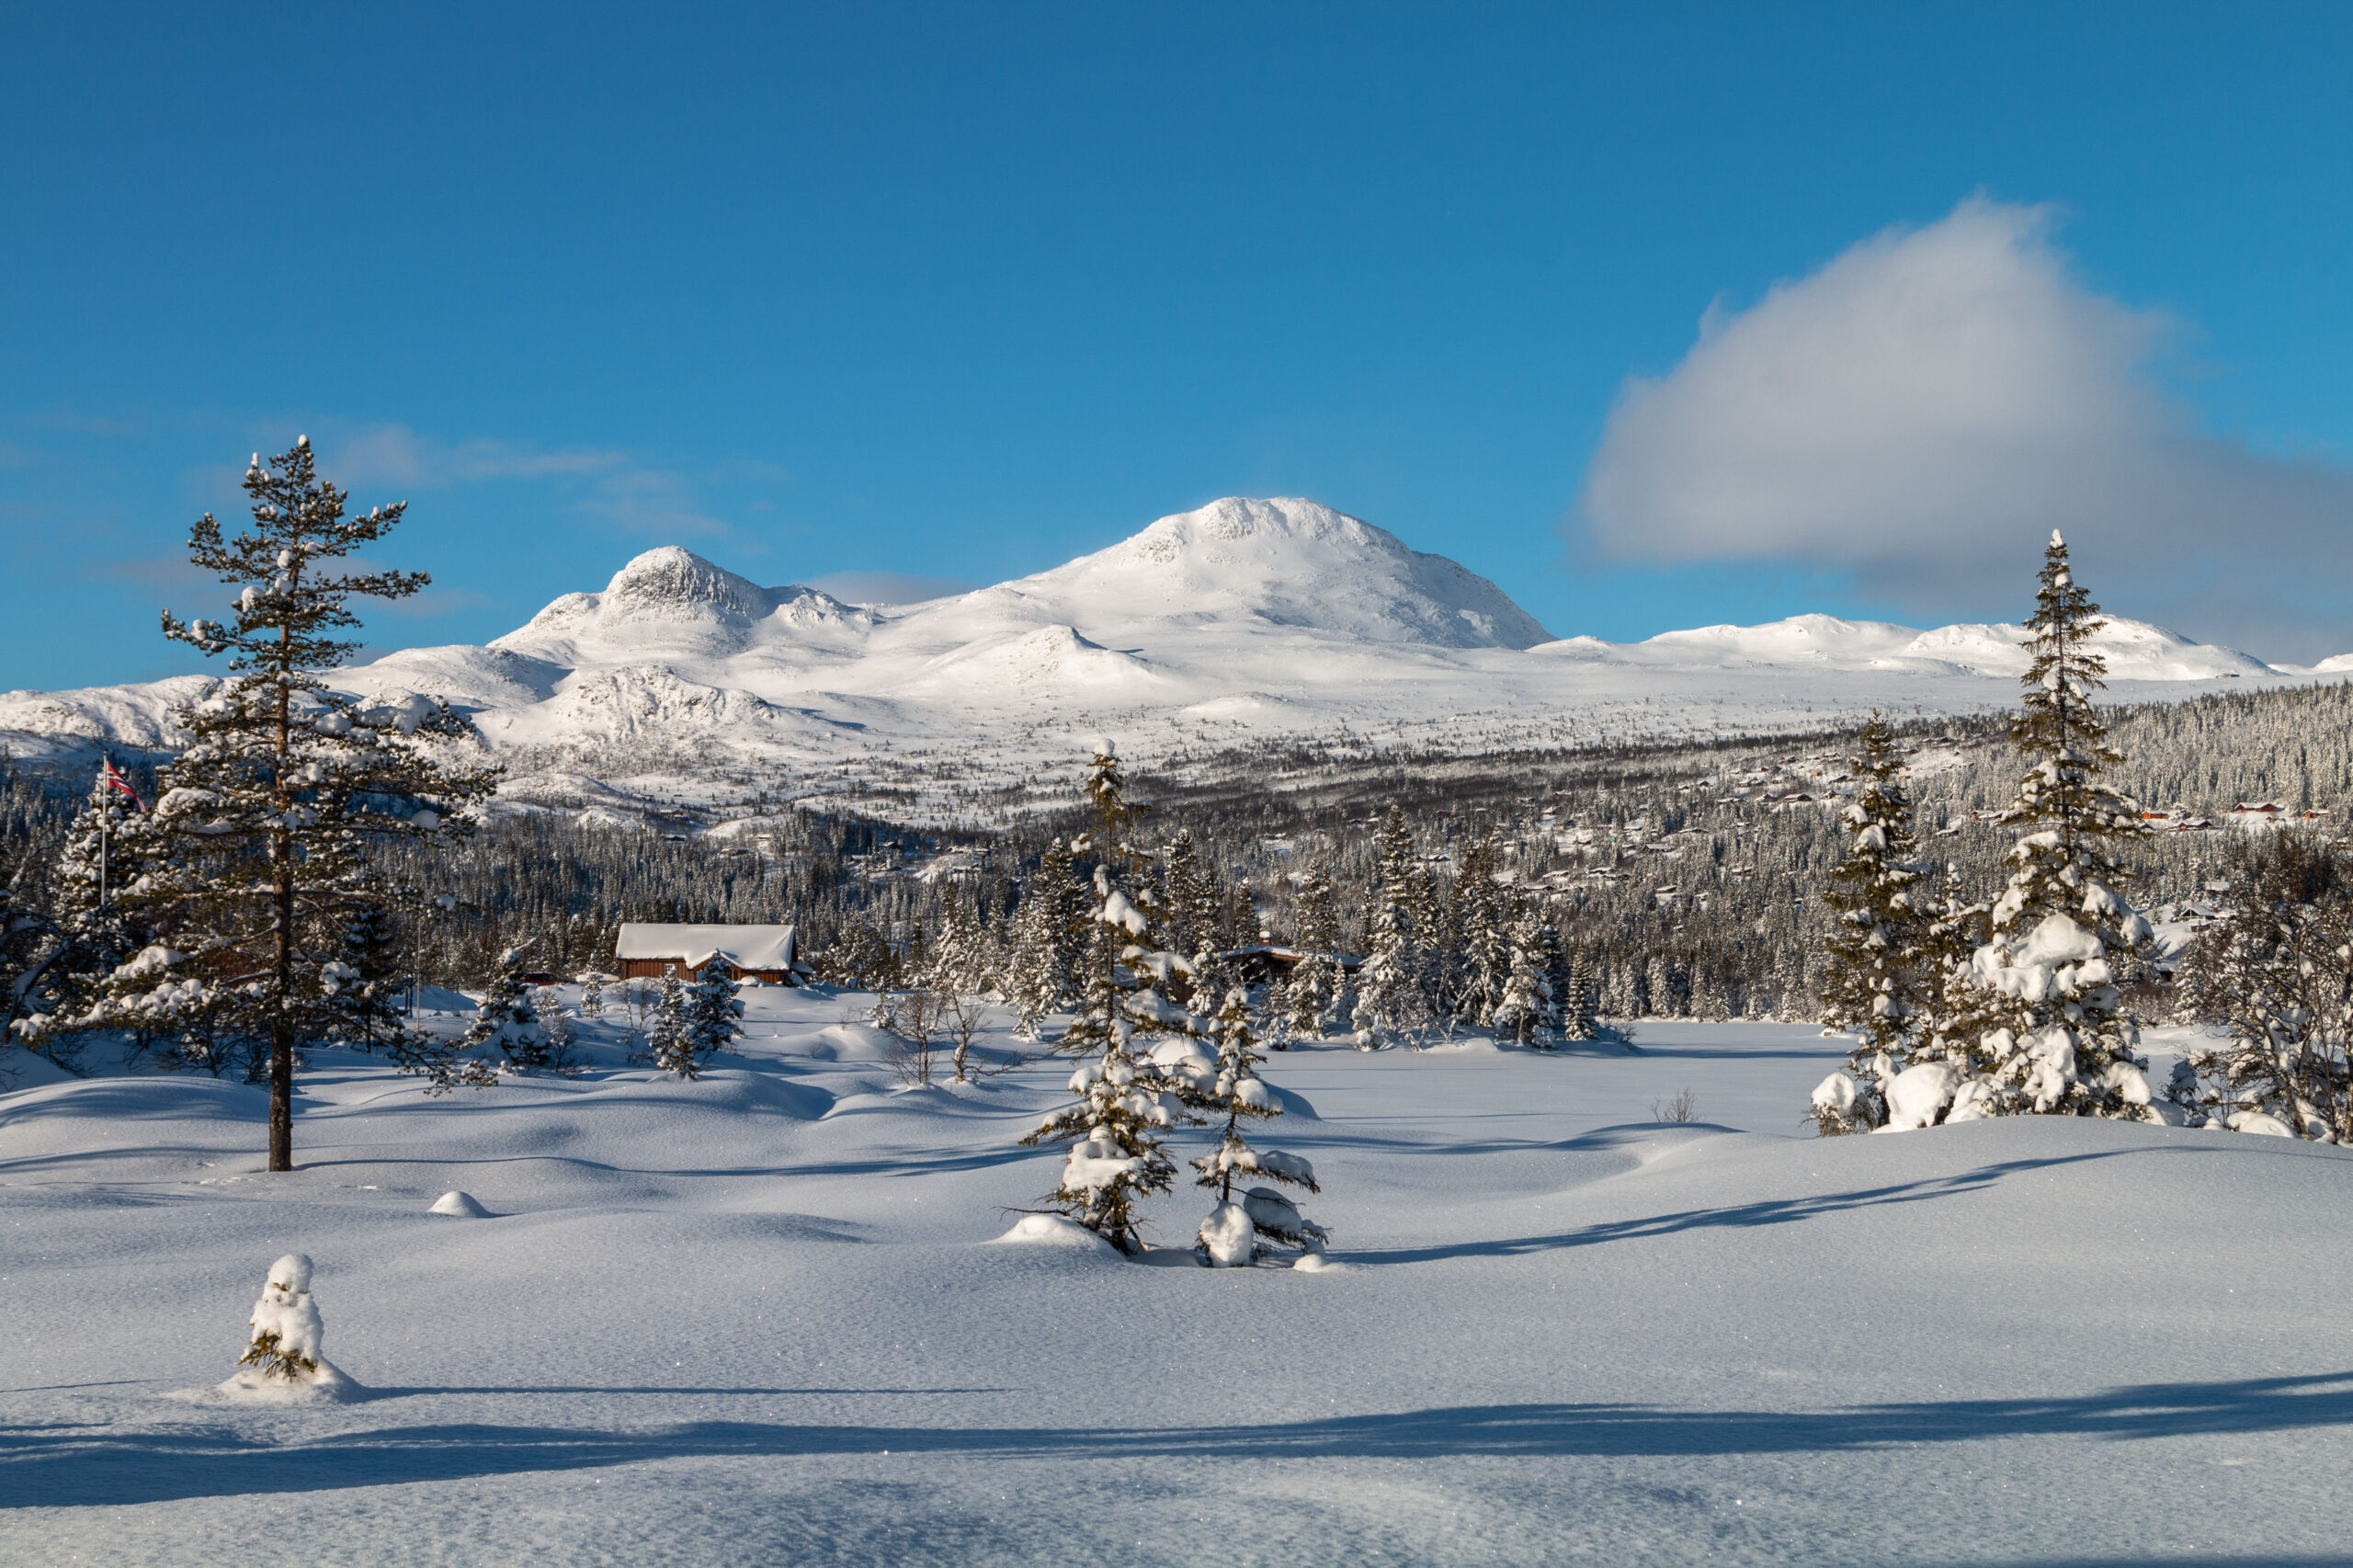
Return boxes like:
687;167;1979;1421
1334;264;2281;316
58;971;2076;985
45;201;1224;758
6;997;2352;1565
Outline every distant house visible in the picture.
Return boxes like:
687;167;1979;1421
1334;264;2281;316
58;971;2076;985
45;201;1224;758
615;923;802;984
1221;945;1362;986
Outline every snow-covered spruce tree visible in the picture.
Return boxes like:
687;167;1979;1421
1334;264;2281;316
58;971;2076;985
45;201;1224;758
6;762;158;1062
1351;808;1429;1049
649;965;694;1076
685;958;744;1064
1560;953;1600;1041
1017;740;1201;1254
1193;985;1327;1265
1810;714;1931;1134
2177;830;2353;1140
1285;866;1345;1043
331;896;412;1051
1160;829;1213;979
462;947;548;1069
1449;822;1509;1024
1006;836;1085;1038
49;440;497;1169
1927;532;2155;1125
223;1252;350;1396
1534;914;1574;1040
1408;858;1448;1027
1492;903;1553;1047
1258;974;1294;1051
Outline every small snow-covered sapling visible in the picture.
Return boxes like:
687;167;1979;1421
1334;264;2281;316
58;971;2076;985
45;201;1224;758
237;1254;328;1382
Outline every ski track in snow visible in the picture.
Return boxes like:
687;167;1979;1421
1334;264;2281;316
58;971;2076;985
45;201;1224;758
0;497;2327;826
5;991;2351;1565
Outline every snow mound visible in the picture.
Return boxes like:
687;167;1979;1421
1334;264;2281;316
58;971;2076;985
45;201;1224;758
989;1213;1120;1256
914;625;1161;693
427;1190;491;1218
1290;1252;1351;1273
208;1361;363;1403
805;1023;904;1062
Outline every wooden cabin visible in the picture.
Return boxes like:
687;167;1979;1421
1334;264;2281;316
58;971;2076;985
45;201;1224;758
614;923;801;984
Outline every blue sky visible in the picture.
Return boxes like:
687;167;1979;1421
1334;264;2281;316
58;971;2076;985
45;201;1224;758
5;2;2349;687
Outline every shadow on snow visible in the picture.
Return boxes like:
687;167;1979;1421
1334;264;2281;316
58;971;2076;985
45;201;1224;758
11;1369;2353;1508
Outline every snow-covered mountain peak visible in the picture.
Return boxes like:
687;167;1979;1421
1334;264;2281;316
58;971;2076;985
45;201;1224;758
599;547;775;627
992;496;1552;651
494;547;875;661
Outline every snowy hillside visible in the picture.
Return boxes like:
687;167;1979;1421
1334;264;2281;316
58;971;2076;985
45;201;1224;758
0;496;2326;823
6;994;2353;1564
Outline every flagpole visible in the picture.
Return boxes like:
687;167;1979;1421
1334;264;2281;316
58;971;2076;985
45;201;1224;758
97;753;109;911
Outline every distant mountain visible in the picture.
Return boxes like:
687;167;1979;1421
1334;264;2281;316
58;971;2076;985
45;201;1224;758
0;497;2324;824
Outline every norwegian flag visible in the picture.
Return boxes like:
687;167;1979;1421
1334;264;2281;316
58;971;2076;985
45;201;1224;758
101;757;148;814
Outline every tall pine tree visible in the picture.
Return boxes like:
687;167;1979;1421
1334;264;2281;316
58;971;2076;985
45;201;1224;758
1931;533;2155;1122
58;440;497;1167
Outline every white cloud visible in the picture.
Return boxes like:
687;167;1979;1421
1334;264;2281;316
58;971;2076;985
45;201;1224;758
321;423;621;489
1575;197;2353;661
310;421;734;541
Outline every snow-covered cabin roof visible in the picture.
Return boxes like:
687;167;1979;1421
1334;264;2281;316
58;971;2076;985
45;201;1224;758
615;923;797;971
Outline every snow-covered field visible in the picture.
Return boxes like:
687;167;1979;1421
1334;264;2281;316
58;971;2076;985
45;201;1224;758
6;992;2352;1565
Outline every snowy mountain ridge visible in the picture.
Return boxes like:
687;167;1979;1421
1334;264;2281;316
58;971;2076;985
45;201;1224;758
0;495;2331;823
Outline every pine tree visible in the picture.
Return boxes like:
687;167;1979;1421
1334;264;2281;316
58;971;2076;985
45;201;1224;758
1006;837;1084;1037
1450;822;1510;1024
51;439;498;1167
649;966;695;1077
1492;903;1552;1046
1351;808;1429;1048
1931;532;2156;1122
1192;986;1327;1265
1560;952;1600;1041
576;970;613;1019
1018;741;1199;1252
1286;866;1345;1042
1259;974;1294;1052
329;896;411;1051
1812;714;1930;1132
2177;830;2353;1140
461;947;548;1069
685;958;745;1064
930;894;992;1002
1537;914;1576;1040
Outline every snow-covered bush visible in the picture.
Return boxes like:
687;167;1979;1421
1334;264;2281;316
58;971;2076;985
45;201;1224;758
576;969;615;1019
221;1253;352;1398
